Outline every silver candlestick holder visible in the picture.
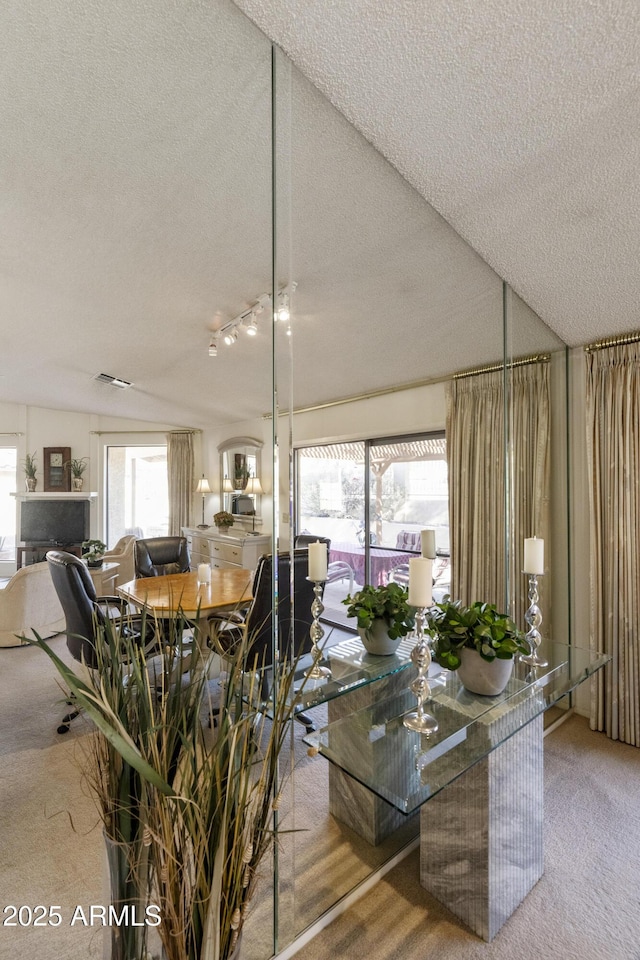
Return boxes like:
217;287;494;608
305;579;331;680
403;605;438;736
520;573;548;667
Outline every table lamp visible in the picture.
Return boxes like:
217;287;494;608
244;475;264;534
196;475;211;529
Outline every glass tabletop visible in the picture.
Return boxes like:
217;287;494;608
290;634;418;711
302;642;610;815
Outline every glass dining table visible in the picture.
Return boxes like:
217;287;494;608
295;639;609;941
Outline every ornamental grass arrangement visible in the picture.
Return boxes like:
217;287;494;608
32;606;301;960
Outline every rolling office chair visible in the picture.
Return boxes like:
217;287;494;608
208;549;320;734
134;536;192;643
46;550;160;734
134;536;190;578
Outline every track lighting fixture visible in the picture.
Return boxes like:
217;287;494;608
244;312;258;336
207;282;296;357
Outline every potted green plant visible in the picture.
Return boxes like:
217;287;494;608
22;451;37;492
213;509;234;533
66;456;89;490
343;581;415;655
234;461;249;490
427;597;528;695
82;538;107;567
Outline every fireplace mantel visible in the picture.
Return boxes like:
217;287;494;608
11;492;98;501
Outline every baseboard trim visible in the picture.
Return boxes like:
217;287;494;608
273;836;420;960
543;706;574;737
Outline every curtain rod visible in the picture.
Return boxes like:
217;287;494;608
90;429;199;436
584;331;640;353
452;353;551;380
262;371;455;419
262;352;554;419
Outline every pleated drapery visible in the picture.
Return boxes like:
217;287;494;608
167;431;195;536
586;341;640;746
446;362;550;626
447;369;506;608
509;363;551;632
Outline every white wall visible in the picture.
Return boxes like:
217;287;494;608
1;403;188;555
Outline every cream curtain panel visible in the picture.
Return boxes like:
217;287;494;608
446;369;506;608
586;341;640;746
446;362;550;625
167;431;195;536
509;362;551;631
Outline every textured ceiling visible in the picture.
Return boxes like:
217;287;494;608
1;0;571;429
235;0;640;348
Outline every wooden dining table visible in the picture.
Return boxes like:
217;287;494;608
117;568;253;621
117;568;254;679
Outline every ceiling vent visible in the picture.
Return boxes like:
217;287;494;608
94;373;133;389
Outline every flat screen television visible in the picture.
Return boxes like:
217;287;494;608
20;499;90;545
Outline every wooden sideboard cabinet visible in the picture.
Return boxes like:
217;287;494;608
183;528;271;573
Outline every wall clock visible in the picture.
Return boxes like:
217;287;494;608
43;447;71;492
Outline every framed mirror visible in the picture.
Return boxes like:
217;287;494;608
217;436;264;527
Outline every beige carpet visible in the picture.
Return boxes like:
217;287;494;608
293;715;640;960
1;637;639;960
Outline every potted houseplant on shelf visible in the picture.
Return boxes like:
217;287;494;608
22;452;37;492
82;539;107;567
343;581;415;655
66;456;89;491
427;597;528;695
213;509;234;534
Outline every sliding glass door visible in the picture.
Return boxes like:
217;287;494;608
368;433;450;599
295;432;449;624
105;445;168;547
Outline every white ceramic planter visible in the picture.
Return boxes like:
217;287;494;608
357;619;401;656
456;647;514;696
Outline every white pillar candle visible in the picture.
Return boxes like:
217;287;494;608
523;537;544;575
197;563;211;585
408;557;433;608
308;540;328;581
420;529;437;559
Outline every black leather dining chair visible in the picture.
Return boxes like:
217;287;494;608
134;536;190;578
46;550;159;734
208;549;320;733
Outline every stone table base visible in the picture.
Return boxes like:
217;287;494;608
420;714;544;941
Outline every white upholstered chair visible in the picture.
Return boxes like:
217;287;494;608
0;562;65;647
102;535;137;586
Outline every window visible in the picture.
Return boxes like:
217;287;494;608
105;445;168;547
0;446;17;573
295;432;449;626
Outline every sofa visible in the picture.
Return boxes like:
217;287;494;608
0;561;65;648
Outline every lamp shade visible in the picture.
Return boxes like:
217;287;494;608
222;477;234;493
196;476;211;494
244;476;264;495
